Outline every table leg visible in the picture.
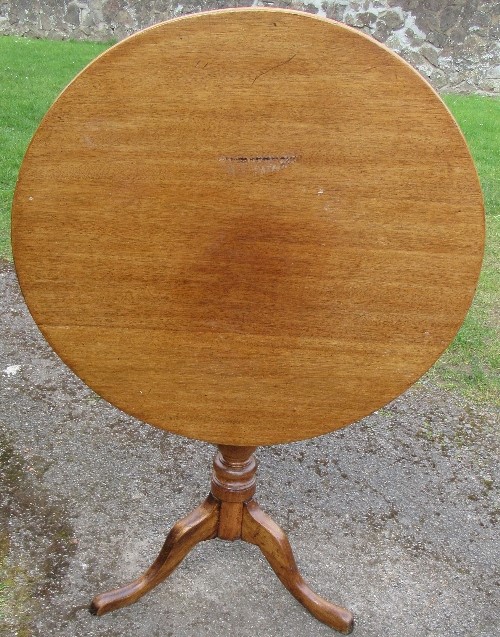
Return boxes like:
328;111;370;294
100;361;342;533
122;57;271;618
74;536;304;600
90;446;354;633
89;495;219;616
242;499;354;634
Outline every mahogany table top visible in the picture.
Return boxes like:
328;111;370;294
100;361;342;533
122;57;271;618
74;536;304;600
12;9;484;445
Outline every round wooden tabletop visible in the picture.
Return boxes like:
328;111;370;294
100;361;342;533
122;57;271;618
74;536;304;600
12;9;484;445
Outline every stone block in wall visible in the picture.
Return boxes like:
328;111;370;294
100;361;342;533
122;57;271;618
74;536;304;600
448;24;466;45
102;0;125;24
462;0;481;21
491;22;500;43
357;12;377;27
344;11;363;27
379;8;404;30
421;44;440;67
414;9;439;34
65;2;82;26
388;0;418;8
467;10;491;37
423;0;443;12
324;3;348;22
428;69;447;89
439;6;463;32
463;33;489;55
426;30;447;49
404;26;424;46
404;48;425;69
39;12;56;33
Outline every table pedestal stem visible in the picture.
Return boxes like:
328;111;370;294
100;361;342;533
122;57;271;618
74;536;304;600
90;445;354;634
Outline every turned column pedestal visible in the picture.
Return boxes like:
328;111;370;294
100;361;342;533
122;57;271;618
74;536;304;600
90;445;355;634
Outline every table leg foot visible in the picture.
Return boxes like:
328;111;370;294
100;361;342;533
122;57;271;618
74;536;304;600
89;495;219;616
241;499;354;634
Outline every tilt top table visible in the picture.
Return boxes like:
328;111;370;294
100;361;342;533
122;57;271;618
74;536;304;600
12;8;484;634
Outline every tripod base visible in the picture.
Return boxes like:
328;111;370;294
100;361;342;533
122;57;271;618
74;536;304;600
90;446;354;634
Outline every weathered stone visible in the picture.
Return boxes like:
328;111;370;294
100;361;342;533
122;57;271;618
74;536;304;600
65;2;81;26
462;0;481;21
481;77;500;92
39;12;53;32
373;21;391;42
440;5;463;32
405;27;425;46
404;48;425;69
81;11;96;28
439;45;454;59
379;9;404;30
486;64;500;79
470;25;489;38
448;24;466;45
152;0;174;11
464;9;491;31
426;30;447;48
415;9;441;34
357;11;377;26
490;24;500;42
463;33;489;53
422;0;442;12
421;44;440;67
384;33;404;52
324;4;347;21
344;11;364;27
303;3;320;14
102;0;125;23
25;26;42;38
428;69;447;88
116;8;133;26
89;0;105;14
112;22;134;37
453;79;478;93
349;0;363;10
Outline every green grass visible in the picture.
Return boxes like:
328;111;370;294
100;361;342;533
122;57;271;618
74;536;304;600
432;95;499;405
0;36;498;403
0;35;110;256
443;95;499;217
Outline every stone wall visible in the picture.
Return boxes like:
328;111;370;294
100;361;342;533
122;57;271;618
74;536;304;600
0;1;498;93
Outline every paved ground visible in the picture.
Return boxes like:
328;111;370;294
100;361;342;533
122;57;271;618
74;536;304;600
1;259;498;637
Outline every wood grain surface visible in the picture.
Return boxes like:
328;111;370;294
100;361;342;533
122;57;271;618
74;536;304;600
12;8;484;445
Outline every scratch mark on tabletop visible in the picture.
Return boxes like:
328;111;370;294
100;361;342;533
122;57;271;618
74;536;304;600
252;52;297;85
220;155;296;163
219;154;298;176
